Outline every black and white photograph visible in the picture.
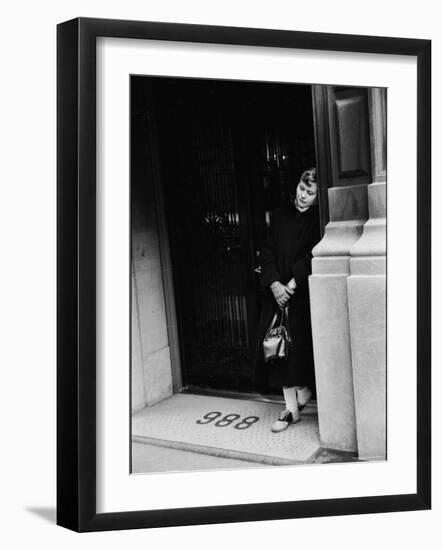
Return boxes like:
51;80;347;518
1;0;437;544
54;13;430;534
130;76;387;473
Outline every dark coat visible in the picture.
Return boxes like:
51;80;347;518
255;201;320;390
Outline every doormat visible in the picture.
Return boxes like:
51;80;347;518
132;393;320;465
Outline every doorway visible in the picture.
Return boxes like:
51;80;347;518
148;77;316;394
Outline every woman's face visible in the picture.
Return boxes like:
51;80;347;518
296;180;318;208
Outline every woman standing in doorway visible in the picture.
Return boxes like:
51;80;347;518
256;168;321;433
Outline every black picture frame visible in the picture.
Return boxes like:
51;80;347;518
57;17;431;532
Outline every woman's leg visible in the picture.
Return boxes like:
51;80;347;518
295;385;312;409
271;386;301;433
283;386;299;414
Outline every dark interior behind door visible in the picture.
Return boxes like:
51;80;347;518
152;77;315;392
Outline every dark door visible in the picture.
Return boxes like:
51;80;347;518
153;78;316;393
312;85;373;230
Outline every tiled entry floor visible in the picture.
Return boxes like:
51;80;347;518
132;393;321;466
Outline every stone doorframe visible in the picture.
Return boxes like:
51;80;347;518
309;87;387;460
131;81;183;413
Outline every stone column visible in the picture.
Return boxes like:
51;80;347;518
347;181;387;460
309;184;368;452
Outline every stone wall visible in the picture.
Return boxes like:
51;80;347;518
131;84;175;414
131;169;173;413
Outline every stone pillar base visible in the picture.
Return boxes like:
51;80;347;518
347;273;386;460
309;257;357;452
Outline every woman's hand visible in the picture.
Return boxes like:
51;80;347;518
270;281;294;308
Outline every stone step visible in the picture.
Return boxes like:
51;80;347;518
132;393;320;467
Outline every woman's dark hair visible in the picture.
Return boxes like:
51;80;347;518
289;167;317;202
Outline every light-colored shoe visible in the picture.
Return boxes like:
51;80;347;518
296;387;312;411
271;409;301;433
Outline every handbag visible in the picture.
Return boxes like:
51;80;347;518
262;306;292;363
